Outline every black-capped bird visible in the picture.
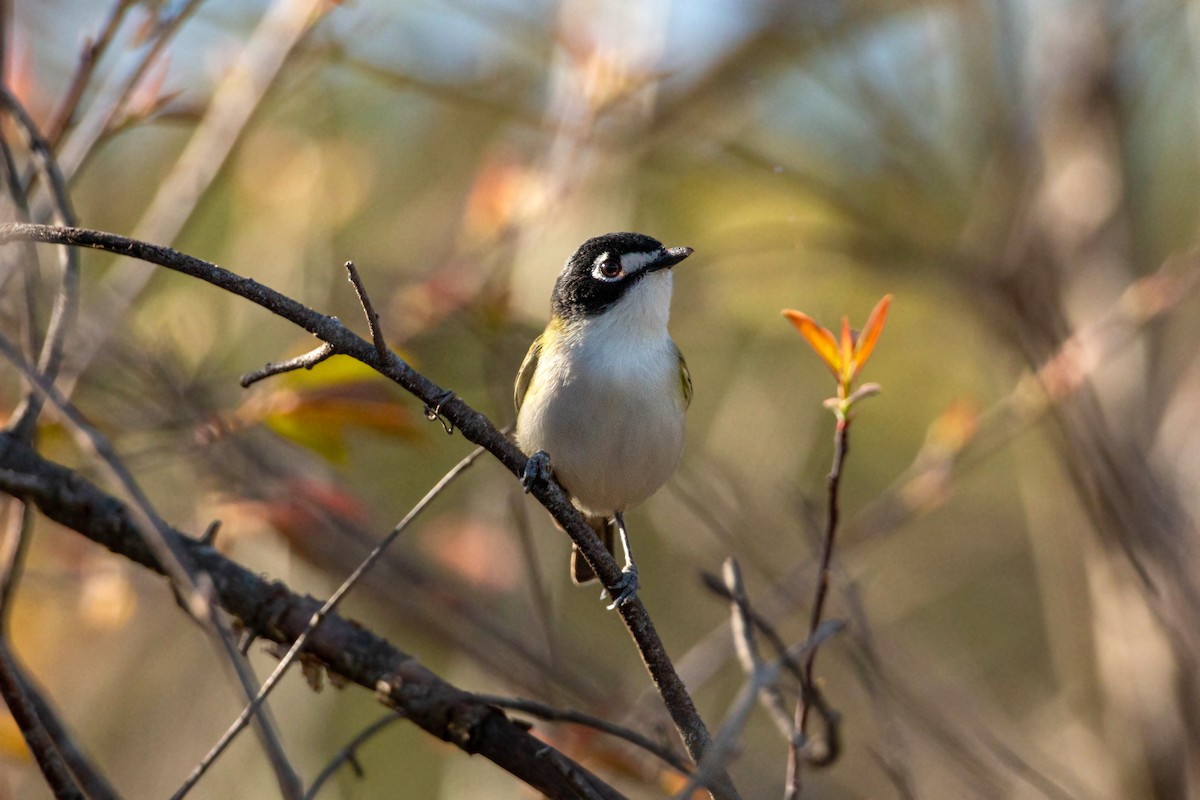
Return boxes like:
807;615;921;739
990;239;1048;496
514;232;693;608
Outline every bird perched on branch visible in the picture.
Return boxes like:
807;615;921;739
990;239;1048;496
515;232;693;608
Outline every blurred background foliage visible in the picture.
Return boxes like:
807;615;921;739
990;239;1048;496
3;0;1200;797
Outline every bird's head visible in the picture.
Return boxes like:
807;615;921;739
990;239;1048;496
550;232;692;323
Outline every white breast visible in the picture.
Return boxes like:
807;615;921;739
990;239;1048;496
516;272;686;516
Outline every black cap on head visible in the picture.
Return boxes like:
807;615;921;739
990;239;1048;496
551;232;692;320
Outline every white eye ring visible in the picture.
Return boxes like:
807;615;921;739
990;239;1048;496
592;252;622;281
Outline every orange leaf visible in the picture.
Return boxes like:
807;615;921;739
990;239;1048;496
839;317;854;382
782;310;842;377
852;294;892;376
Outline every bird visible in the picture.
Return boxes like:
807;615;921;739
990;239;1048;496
514;232;693;608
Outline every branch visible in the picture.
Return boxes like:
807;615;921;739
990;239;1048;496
0;222;738;800
472;694;693;777
0;500;32;624
239;341;336;387
0;331;303;798
0;642;85;800
0;89;80;442
0;644;121;800
786;416;849;797
46;0;137;148
344;261;388;361
303;713;405;799
0;433;627;800
721;559;792;740
171;445;488;799
675;620;844;800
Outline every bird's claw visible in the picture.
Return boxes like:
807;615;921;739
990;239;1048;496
522;450;552;494
603;565;639;610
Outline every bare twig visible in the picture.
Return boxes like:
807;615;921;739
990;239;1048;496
675;620;844;800
473;694;692;777
54;0;324;406
303;713;406;799
786;417;849;797
0;332;303;800
56;0;207;181
171;444;488;800
240;341;337;387
508;491;560;691
722;559;792;739
132;0;328;244
0;89;79;442
841;582;916;800
200;519;221;546
46;0;137;147
700;570;841;767
0;646;122;800
0;500;32;625
0;434;626;800
0;222;739;800
344;261;389;361
0;642;85;800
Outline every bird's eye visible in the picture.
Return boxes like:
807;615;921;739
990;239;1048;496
591;252;624;281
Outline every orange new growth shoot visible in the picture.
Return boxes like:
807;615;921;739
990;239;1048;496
782;294;893;407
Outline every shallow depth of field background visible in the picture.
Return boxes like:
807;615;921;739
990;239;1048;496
3;0;1200;798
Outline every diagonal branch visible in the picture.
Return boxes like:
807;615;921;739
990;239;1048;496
0;641;85;800
0;643;122;800
0;222;739;800
0;330;303;799
170;444;488;799
473;693;693;776
0;433;625;800
0;89;80;442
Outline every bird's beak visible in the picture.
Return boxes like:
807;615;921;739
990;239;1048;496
645;246;693;273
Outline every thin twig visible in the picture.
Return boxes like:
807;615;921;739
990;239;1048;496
344;261;389;362
0;223;739;800
2;646;122;800
700;570;841;767
841;581;916;800
46;0;137;147
240;341;337;387
0;500;32;626
303;713;406;799
0;332;302;799
0;89;79;442
171;444;488;800
786;417;850;798
131;0;328;244
675;620;844;800
0;436;626;800
52;0;324;408
0;642;85;800
56;0;207;181
0;117;41;338
473;694;693;777
722;559;793;739
508;491;560;692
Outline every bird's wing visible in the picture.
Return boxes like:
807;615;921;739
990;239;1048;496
514;333;544;413
675;342;693;409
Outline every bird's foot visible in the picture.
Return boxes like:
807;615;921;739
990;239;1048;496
603;565;639;610
522;450;553;494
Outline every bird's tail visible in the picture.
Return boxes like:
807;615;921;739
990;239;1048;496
570;515;614;584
